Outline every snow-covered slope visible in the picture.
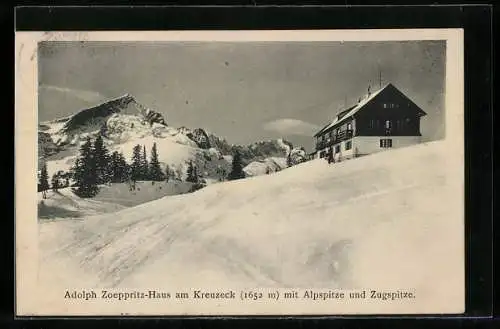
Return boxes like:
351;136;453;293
38;188;126;220
38;140;462;306
111;135;229;181
38;181;194;220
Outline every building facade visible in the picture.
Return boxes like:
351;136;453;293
313;83;427;161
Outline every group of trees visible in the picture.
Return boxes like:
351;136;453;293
38;165;72;198
129;143;164;182
38;135;172;198
71;137;169;197
38;136;249;199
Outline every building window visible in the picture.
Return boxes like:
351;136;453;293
347;122;352;130
385;120;392;129
345;141;352;151
380;139;393;148
369;119;374;129
335;145;340;153
383;103;399;109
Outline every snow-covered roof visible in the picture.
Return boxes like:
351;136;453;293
314;83;391;137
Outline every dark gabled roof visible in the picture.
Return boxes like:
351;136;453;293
313;83;426;137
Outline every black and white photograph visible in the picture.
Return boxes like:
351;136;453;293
15;30;465;315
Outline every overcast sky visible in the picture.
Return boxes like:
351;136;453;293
38;40;445;151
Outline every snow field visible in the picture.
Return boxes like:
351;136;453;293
38;140;463;303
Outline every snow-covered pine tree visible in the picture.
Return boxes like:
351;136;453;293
141;145;149;180
51;173;60;192
93;134;111;184
110;151;119;183
186;161;198;183
286;152;293;167
164;164;171;182
71;137;99;198
187;162;206;192
110;151;130;183
130;144;143;182
119;151;130;182
228;150;245;181
38;162;50;199
149;142;165;181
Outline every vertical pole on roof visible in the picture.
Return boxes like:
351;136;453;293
378;65;382;89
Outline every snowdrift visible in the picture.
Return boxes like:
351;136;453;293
38;181;193;220
38;141;463;307
38;188;126;220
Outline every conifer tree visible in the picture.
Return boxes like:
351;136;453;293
110;151;130;183
228;150;245;181
38;162;50;199
187;161;206;192
149;142;165;181
71;137;99;198
186;161;198;183
141;145;149;180
51;173;60;192
130;144;143;181
286;152;293;167
164;164;171;182
93;135;111;184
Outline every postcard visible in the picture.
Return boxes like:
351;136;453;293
15;29;464;316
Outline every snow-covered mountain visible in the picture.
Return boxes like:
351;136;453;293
36;140;463;315
243;157;288;177
39;94;166;148
38;94;307;182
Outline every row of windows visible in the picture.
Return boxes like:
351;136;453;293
383;103;399;109
329;141;352;154
319;141;351;158
320;139;392;158
380;139;392;148
368;118;412;130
